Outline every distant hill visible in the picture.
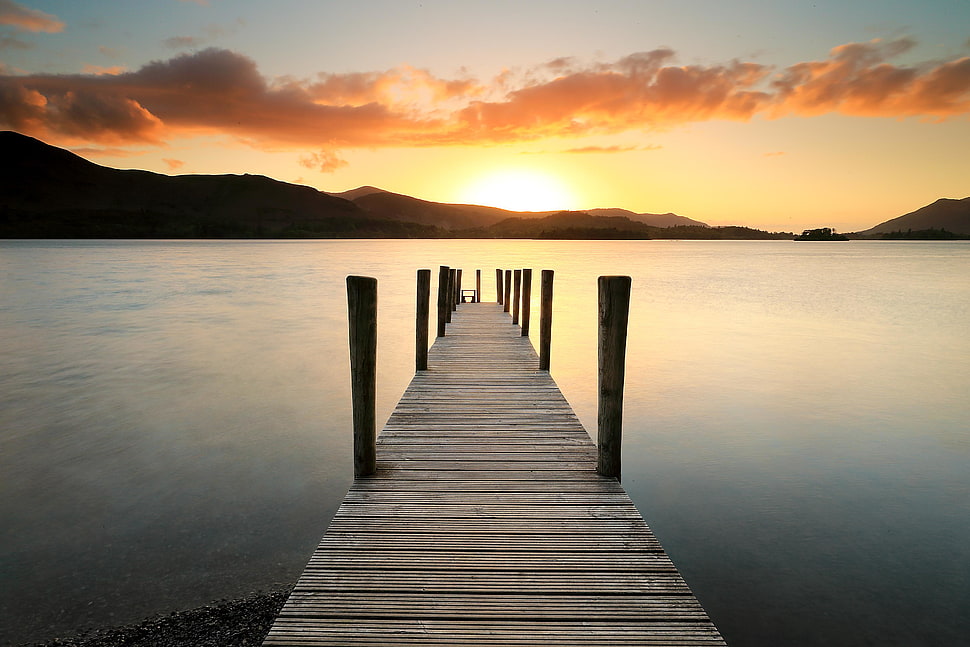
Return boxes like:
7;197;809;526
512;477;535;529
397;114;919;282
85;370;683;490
345;192;705;230
327;185;388;201
586;208;708;228
0;131;438;238
352;191;528;230
460;212;789;240
862;197;970;235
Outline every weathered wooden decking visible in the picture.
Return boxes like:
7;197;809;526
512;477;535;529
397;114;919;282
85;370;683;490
263;301;725;646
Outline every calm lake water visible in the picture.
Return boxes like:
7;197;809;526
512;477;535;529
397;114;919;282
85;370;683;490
1;239;968;646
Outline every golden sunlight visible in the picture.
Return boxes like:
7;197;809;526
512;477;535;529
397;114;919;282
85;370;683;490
458;169;577;212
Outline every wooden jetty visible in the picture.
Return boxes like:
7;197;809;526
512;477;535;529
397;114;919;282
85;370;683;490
262;272;725;646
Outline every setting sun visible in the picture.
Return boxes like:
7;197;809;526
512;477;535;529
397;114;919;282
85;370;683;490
458;169;577;212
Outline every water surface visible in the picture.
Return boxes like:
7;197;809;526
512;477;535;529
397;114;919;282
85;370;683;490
1;239;967;645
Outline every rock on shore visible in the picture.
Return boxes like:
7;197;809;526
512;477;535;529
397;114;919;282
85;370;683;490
26;588;291;647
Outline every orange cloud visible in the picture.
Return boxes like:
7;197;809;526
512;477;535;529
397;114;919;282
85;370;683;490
82;65;127;76
1;40;967;154
0;0;64;33
163;158;185;171
562;145;660;154
299;149;348;173
71;146;146;158
770;38;970;118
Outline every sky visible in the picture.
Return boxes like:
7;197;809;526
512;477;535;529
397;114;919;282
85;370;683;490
1;0;968;232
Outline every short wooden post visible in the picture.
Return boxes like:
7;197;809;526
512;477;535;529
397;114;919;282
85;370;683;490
476;269;481;303
447;269;456;321
539;270;554;371
496;269;504;304
347;275;377;478
597;275;631;479
503;270;512;312
436;265;449;337
520;269;532;336
512;269;522;324
415;269;430;371
456;269;463;304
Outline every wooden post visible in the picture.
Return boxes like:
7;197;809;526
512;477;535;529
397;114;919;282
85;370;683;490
436;265;449;337
415;269;430;371
520;269;532;336
347;275;377;478
447;269;456;321
496;269;504;304
512;269;522;324
539;270;554;371
456;269;463;304
476;269;481;302
597;275;631;479
503;270;512;312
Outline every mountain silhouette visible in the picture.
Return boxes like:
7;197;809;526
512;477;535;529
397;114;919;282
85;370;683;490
1;131;438;237
861;197;970;235
586;208;708;228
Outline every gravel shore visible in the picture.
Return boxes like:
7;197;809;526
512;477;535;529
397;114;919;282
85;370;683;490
25;588;292;647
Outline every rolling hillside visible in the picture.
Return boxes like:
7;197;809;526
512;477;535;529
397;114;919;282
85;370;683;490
861;197;970;235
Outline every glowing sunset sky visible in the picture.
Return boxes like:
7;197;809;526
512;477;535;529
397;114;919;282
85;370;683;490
2;0;968;231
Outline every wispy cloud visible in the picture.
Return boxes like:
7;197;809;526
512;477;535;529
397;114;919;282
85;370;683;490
0;0;64;33
0;34;29;50
164;35;204;49
562;144;662;154
99;45;122;59
299;149;349;173
72;146;145;158
1;39;967;153
163;19;245;50
163;157;185;171
81;64;127;76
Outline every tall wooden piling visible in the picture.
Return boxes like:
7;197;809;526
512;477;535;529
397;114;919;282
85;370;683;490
447;269;456;322
539;270;554;370
346;275;377;478
597;275;631;479
415;269;430;371
476;269;481;303
436;265;449;337
503;270;512;312
456;269;463;306
520;269;532;336
496;269;503;304
512;269;522;324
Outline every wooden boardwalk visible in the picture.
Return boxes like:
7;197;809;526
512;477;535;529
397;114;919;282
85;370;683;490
263;301;725;646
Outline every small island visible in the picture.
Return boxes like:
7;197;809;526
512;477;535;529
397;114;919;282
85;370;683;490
794;227;849;241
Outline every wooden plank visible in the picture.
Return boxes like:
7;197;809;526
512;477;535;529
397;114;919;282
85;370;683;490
263;301;725;646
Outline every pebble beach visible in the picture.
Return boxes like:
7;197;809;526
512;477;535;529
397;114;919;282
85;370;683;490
24;588;291;647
